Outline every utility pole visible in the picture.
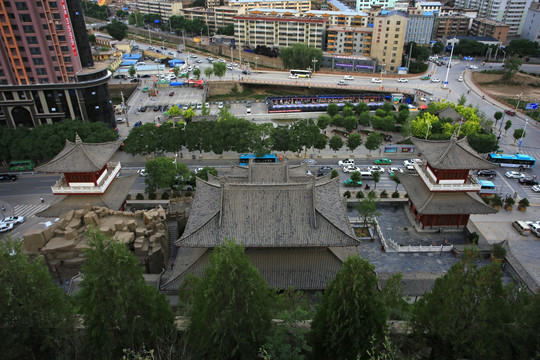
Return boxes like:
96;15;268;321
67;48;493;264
517;118;528;153
407;42;413;70
443;38;456;89
121;91;130;127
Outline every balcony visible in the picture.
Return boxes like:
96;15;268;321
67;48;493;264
414;163;481;192
51;162;121;195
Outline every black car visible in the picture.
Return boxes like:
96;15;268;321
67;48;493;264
242;70;251;75
130;78;139;83
477;170;497;177
153;105;161;112
139;106;147;112
317;166;333;177
519;177;538;185
0;174;17;182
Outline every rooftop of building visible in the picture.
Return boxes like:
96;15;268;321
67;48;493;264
473;17;510;27
327;25;373;32
328;0;354;12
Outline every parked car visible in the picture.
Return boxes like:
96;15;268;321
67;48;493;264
182;104;189;110
505;109;516;116
196;103;203;109
139;106;147;112
374;158;391;165
242;70;251;75
246;101;252;108
153;105;160;112
396;78;408;83
169;91;175;96
403;159;421;167
470;65;478;69
1;216;25;225
116;118;125;123
134;121;142;127
431;78;441;83
138;169;147;177
0;174;17;182
343;165;361;173
532;185;540;192
458;76;463;82
317;166;333;177
344;75;354;80
338;80;347;85
519;177;538;185
505;171;525;179
371;78;382;83
477;170;497;177
338;159;355;166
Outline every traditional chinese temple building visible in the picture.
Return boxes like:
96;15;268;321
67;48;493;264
36;134;137;217
396;136;497;230
160;160;360;294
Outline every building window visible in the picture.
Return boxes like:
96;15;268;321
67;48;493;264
36;68;47;75
53;13;60;19
36;1;42;6
55;24;63;30
19;14;32;22
49;46;54;51
43;24;48;30
15;2;28;10
58;35;66;41
54;66;59;71
33;58;44;65
60;46;68;51
23;25;35;33
26;36;38;44
66;66;73;72
49;1;57;8
29;47;41;55
39;13;45;18
63;56;71;62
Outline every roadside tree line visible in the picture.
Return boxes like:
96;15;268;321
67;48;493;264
2;233;538;360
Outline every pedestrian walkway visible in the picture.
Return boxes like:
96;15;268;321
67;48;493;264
12;204;50;219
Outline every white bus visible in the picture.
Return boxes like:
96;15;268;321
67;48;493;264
290;69;313;78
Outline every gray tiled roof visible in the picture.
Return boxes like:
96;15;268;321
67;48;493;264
36;174;138;217
377;272;444;297
161;247;344;293
436;107;462;122
411;137;496;170
396;172;497;215
36;135;121;173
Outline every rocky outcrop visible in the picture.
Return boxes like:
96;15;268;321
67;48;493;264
22;206;169;277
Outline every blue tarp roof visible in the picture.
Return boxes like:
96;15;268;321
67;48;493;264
123;54;142;60
168;59;185;67
170;82;184;86
121;59;138;66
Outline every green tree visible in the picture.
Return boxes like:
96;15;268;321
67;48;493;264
390;173;401;191
79;228;175;359
347;132;362;155
411;262;519;359
467;133;498;154
105;19;128;41
503;56;523;80
128;11;144;27
458;94;467;106
316;114;331;131
310;256;387;360
330;169;339;179
279;43;322;71
328;135;344;153
201;102;210;115
432;41;444;54
355;102;369;115
327;103;339;117
128;64;137;78
193;67;201;80
505;120;512;133
358;111;372;126
314;133;328;153
365;132;383;155
494;111;503;125
343;115;359;132
213;61;226;79
513;128;526;143
0;239;76;360
82;1;109;20
355;197;380;228
350;171;362;189
144;157;177;193
372;170;381;190
506;38;540;57
186;240;273;360
204;66;213;79
173;66;180;78
116;9;128;18
88;33;96;44
193;166;218;181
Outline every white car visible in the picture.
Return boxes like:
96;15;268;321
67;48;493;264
227;65;233;70
138;169;147;177
532;185;540;192
403;159;422;167
0;222;13;233
338;80;347;85
458;76;463;82
397;78;408;83
389;167;403;175
470;65;478;69
343;165;361;173
369;166;385;173
218;102;224;109
1;216;25;225
338;159;355;166
344;75;354;80
431;78;441;83
187;66;193;72
371;78;382;83
197;103;202;109
527;222;540;237
289;74;298;79
505;171;524;179
205;102;210;108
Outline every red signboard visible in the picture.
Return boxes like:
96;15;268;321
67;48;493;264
60;0;78;58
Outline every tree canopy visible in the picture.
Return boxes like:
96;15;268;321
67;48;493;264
506;39;540;57
79;228;175;359
280;43;323;71
106;20;128;41
186;240;274;359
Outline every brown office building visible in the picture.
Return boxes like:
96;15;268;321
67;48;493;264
470;18;509;44
0;0;115;128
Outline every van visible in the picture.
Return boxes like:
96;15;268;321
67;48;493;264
135;62;146;66
512;221;531;236
359;170;373;178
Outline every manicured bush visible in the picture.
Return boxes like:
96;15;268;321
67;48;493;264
135;193;144;200
148;193;157;200
161;191;170;200
391;191;400;198
380;190;388;198
356;191;364;199
172;191;181;198
344;190;351;198
125;194;131;200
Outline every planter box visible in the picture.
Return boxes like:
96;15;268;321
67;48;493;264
518;205;527;212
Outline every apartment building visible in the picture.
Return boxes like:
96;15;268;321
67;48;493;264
227;0;311;12
304;10;369;27
405;8;436;44
454;0;501;19
434;15;473;38
326;26;373;55
234;13;326;48
521;1;540;42
137;0;184;21
415;1;442;12
370;11;408;71
0;0;114;128
470;17;509;43
214;6;244;31
180;7;215;31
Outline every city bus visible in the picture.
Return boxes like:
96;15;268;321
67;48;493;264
290;69;313;78
478;179;497;197
239;153;279;166
9;160;35;171
487;153;536;169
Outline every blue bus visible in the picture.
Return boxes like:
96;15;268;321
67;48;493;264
478;180;497;197
239;153;279;166
487;153;536;169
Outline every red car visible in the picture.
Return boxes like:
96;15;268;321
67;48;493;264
169;91;175;96
505;110;516;116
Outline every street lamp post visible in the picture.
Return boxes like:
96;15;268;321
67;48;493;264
517;118;528;153
425;121;432;140
443;38;456;88
516;92;523;111
312;58;318;75
254;56;259;72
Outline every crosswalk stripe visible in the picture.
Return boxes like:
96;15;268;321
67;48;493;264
13;204;50;218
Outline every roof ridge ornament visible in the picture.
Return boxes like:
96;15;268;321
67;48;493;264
75;133;82;144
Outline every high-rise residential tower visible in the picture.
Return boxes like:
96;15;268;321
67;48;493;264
0;0;114;128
